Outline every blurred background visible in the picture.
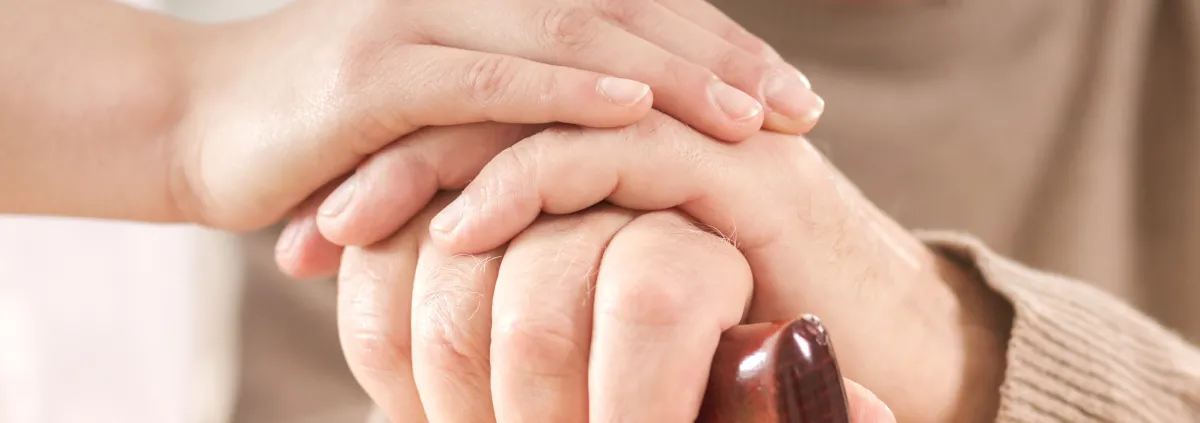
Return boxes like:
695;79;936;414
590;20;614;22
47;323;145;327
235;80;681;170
0;2;292;423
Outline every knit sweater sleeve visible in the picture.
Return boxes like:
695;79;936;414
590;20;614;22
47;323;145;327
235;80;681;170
918;231;1200;422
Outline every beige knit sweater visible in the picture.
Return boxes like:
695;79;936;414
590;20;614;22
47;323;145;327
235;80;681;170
231;1;1200;422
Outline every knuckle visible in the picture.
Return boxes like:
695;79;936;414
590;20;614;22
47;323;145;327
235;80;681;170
338;267;413;376
411;257;496;375
466;55;521;106
624;112;725;175
642;212;738;259
623;111;683;139
595;213;738;328
509;209;632;284
350;109;405;155
595;239;697;328
482;140;544;202
522;216;607;263
492;310;584;377
537;6;604;52
592;0;645;26
344;325;412;375
598;266;695;328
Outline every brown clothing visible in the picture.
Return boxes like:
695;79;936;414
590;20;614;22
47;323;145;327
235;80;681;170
235;0;1200;421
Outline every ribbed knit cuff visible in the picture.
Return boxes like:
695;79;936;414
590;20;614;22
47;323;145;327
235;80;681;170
917;230;1200;423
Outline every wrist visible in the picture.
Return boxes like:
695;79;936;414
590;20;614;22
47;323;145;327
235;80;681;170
163;16;268;227
0;3;203;222
917;249;1013;422
163;3;347;229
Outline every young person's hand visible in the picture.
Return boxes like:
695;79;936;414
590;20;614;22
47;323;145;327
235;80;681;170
174;0;822;232
1;0;823;230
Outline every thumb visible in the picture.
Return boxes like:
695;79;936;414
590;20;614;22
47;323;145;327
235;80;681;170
844;379;897;423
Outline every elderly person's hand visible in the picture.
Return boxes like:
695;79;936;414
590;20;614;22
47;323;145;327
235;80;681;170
425;112;1014;422
337;192;896;422
286;112;1013;422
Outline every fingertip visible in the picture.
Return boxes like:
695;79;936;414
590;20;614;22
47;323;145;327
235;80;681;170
429;199;544;256
706;79;765;142
314;212;347;246
276;217;343;279
760;72;824;135
313;177;357;247
563;75;655;129
844;379;897;423
428;194;465;236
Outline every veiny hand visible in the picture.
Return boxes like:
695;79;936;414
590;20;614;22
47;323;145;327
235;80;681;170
338;193;895;423
340;112;1011;422
171;0;822;232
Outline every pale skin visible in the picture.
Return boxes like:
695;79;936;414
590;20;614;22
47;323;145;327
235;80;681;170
337;193;900;423
0;0;972;420
0;0;823;227
284;114;1013;423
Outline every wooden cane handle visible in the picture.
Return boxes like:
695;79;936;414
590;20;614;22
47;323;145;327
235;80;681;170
697;315;851;423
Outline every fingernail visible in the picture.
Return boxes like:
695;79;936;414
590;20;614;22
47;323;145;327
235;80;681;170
763;90;825;134
805;94;826;124
709;79;763;122
763;68;815;118
430;195;466;235
796;69;812;90
276;220;304;256
319;176;357;217
598;76;651;107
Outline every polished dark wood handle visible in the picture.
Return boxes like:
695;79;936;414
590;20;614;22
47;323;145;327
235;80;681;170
697;315;851;423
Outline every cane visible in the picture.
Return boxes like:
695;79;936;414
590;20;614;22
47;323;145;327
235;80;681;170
698;315;851;423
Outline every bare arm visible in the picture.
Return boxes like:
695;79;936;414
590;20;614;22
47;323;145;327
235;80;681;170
0;0;825;230
0;0;196;222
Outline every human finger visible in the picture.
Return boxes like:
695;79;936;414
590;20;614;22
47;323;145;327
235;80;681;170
336;211;430;422
653;0;786;61
489;206;639;422
275;179;345;279
588;210;752;422
598;1;822;133
649;0;822;133
317;123;543;247
845;378;898;423
426;112;869;339
350;44;653;147
428;112;827;258
409;195;506;422
417;3;766;142
280;123;540;277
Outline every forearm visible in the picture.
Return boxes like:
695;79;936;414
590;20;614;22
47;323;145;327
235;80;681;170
0;0;197;222
865;231;1011;423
